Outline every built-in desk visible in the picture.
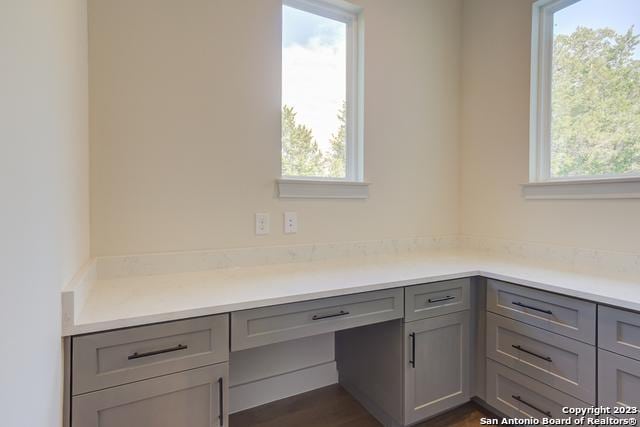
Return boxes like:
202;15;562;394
62;252;640;427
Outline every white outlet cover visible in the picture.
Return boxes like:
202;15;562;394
284;212;297;234
255;213;270;235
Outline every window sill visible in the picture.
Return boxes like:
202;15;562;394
522;176;640;200
277;178;370;199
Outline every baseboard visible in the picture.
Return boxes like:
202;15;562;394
229;361;338;413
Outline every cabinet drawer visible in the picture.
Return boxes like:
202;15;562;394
487;280;596;344
598;349;640;422
72;362;228;427
404;279;470;322
487;359;590;420
598;306;640;361
231;289;403;351
73;315;229;395
486;313;596;404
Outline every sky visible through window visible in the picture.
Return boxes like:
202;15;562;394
554;0;640;58
282;6;346;153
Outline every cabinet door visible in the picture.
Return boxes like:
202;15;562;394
598;350;640;422
72;363;228;427
404;311;470;425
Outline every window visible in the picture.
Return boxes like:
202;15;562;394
530;0;640;187
280;0;363;184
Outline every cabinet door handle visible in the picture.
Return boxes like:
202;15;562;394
512;301;552;315
409;333;416;368
312;310;349;320
512;395;552;417
218;377;224;426
428;295;455;304
128;344;188;360
512;344;552;362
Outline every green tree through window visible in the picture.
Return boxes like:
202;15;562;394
281;103;346;178
327;102;346;178
551;26;640;178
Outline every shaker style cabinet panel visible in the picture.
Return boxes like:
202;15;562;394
404;311;470;425
486;312;596;404
231;289;404;351
72;363;229;427
73;314;229;395
404;279;470;322
598;349;640;422
487;280;596;344
598;306;640;361
486;359;591;421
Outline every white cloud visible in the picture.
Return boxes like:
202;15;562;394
282;36;346;151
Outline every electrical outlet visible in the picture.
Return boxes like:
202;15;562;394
255;213;270;235
284;212;297;234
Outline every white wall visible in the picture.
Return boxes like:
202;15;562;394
89;0;463;256
460;0;640;254
0;1;90;425
87;0;462;410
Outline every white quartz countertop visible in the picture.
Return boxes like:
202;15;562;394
63;251;640;336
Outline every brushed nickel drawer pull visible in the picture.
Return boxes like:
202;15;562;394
512;301;553;315
512;344;553;362
428;295;455;304
512;395;552;417
128;344;188;360
312;310;349;320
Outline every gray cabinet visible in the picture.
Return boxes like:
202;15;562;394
598;350;640;422
487;280;596;344
73;315;229;394
404;279;470;322
486;312;596;404
231;288;404;351
336;286;471;426
70;315;230;427
72;363;228;427
404;311;470;425
486;359;590;420
598;306;640;361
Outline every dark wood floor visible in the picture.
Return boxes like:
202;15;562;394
230;384;496;427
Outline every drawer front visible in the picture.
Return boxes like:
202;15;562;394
487;280;596;344
72;362;228;427
231;289;403;351
486;312;596;404
487;359;590;420
404;279;470;322
598;349;640;422
598;306;640;361
73;314;229;395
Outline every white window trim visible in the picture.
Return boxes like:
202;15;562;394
525;0;640;199
277;177;369;199
280;0;367;199
522;176;640;200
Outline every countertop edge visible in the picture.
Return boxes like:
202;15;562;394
62;271;479;336
62;260;640;337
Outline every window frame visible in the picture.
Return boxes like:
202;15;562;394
525;0;640;199
280;0;364;183
530;0;582;183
